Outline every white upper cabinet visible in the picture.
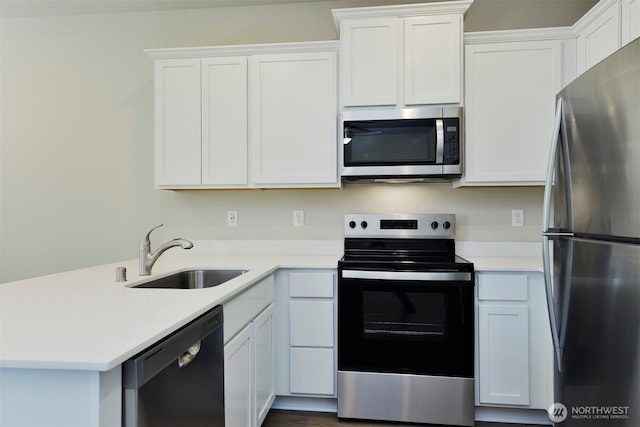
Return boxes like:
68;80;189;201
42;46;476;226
460;29;569;186
201;57;248;186
333;1;471;108
575;0;622;74
574;0;640;76
404;15;462;105
249;52;338;187
153;58;202;186
146;42;339;189
339;18;398;106
622;0;640;44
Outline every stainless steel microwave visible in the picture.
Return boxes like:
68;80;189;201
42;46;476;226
340;107;463;182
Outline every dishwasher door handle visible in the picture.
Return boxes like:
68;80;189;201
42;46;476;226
177;341;201;368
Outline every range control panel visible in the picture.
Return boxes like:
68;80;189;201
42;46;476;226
344;213;455;239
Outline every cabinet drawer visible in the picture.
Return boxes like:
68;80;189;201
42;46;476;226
290;347;335;395
289;272;334;297
224;275;275;343
289;300;334;347
478;273;528;301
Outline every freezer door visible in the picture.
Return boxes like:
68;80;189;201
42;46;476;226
557;38;640;239
551;237;639;426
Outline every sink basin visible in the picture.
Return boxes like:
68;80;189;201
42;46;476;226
133;269;248;289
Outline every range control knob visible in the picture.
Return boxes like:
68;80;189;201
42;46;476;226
443;221;451;230
430;221;439;230
361;221;368;229
348;220;357;229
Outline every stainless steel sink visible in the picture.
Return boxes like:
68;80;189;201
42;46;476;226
133;269;247;289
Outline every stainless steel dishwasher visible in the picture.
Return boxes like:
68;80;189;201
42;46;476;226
122;306;224;426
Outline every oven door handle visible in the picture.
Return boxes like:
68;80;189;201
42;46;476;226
341;270;472;281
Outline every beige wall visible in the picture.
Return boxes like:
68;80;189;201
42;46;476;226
0;0;596;282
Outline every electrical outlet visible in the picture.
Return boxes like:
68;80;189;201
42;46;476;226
227;210;238;227
293;210;304;227
512;209;524;227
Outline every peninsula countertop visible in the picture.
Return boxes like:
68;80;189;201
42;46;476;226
0;253;338;371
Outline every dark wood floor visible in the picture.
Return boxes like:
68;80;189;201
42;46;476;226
263;410;538;427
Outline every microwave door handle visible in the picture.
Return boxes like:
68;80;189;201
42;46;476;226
435;119;444;164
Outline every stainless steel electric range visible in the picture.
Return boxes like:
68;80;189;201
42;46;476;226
337;213;475;426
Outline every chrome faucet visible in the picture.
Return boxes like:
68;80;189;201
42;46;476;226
139;224;193;276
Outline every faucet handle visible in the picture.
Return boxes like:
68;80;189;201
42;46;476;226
141;224;163;248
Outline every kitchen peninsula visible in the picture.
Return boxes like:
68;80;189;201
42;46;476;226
0;246;339;426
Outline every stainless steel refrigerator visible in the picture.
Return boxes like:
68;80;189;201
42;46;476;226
542;37;639;427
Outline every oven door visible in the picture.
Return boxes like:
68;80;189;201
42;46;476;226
338;269;474;378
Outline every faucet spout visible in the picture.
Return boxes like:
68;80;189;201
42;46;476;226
139;224;193;276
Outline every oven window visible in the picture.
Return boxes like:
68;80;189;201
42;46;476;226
343;119;437;166
363;291;446;340
338;277;473;378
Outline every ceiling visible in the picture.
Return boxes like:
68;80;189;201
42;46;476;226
0;0;595;19
0;0;339;18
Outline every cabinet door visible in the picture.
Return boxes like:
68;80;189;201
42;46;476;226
290;347;335;395
154;58;201;186
404;15;462;105
224;323;253;427
289;300;334;347
201;57;248;186
622;0;640;45
340;18;398;106
249;52;338;187
463;40;561;185
478;304;530;406
576;1;621;74
253;304;275;427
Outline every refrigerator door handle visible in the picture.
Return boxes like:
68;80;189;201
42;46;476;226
542;98;562;232
542;98;564;370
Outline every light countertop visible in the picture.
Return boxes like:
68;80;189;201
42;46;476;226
0;254;338;371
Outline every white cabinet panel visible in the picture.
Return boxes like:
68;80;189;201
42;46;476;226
478;273;528;301
622;0;640;45
223;275;274;344
289;300;334;347
289;272;334;298
290;347;335;395
154;59;201;186
249;52;337;186
404;15;462;105
201;57;248;186
478;304;530;406
576;0;621;74
463;38;561;185
254;304;275;426
224;323;253;427
340;18;398;106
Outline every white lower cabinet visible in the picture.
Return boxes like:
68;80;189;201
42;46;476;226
225;323;254;427
275;269;337;399
224;276;275;427
476;272;553;410
254;304;275;425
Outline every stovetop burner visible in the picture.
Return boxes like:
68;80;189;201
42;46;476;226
340;213;472;272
